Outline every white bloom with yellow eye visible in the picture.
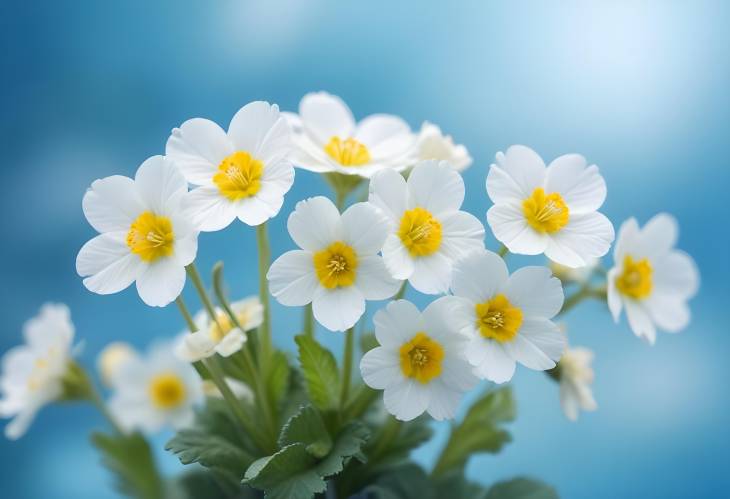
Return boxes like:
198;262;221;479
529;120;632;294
0;304;75;440
289;92;416;178
607;213;699;344
97;342;138;387
369;160;485;295
166;101;294;231
558;347;597;422
108;340;203;433
415;121;472;172
175;297;263;362
76;156;198;307
449;250;566;383
486;145;614;268
267;196;401;332
360;298;477;421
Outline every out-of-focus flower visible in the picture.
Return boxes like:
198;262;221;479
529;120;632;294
360;298;477;421
166;101;294;231
97;342;138;387
108;340;203;433
202;377;253;401
369;160;485;294
486;145;614;268
549;257;600;285
415;121;472;172
449;250;566;383
0;304;75;439
557;347;597;422
607;213;699;344
175;297;262;362
288;92;416;178
268;197;400;331
76;156;198;307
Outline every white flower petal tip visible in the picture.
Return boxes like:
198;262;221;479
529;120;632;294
166;101;294;231
415;121;472;172
558;347;597;422
360;297;477;421
286;92;417;178
450;250;565;382
77;156;198;308
268;196;401;332
370;161;485;295
607;213;699;344
109;339;203;434
1;303;76;439
97;342;138;387
486;145;614;268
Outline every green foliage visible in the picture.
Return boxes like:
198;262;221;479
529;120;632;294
485;477;559;499
359;331;379;354
91;431;165;499
295;334;341;411
432;386;516;476
265;350;291;406
278;404;333;458
362;463;434;499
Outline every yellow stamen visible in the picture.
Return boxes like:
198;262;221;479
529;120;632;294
127;212;175;262
148;372;187;409
398;207;443;257
313;241;358;289
475;294;523;342
523;187;569;233
615;255;653;299
324;136;371;166
399;332;444;384
213;151;264;201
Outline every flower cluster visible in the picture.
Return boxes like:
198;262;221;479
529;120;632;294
0;93;700;499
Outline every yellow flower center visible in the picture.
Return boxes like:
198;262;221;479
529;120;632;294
522;187;569;233
475;294;523;342
127;211;175;262
213;151;264;201
208;309;250;342
324;136;371;166
313;241;358;289
615;255;653;299
398;207;443;257
399;332;444;384
148;372;187;410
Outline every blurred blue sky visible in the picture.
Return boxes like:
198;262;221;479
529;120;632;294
1;1;728;497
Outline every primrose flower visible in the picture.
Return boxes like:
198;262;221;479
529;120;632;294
415;121;472;172
360;298;477;421
76;156;198;307
0;304;75;439
557;347;597;422
175;297;263;362
288;92;416;178
449;250;566;383
369;160;485;294
267;196;401;331
486;145;614;268
166;101;295;231
108;340;203;433
607;213;699;344
97;342;138;387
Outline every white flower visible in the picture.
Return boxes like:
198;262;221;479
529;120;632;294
607;213;699;344
449;249;566;383
368;160;485;294
558;347;597;422
415;121;472;172
360;298;477;421
108;340;203;433
202;377;253;401
289;92;416;178
97;342;138;387
166;101;295;231
549;257;600;285
175;297;263;362
76;156;198;307
0;304;75;439
267;196;401;331
486;145;614;268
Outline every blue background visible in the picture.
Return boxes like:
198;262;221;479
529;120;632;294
1;1;728;497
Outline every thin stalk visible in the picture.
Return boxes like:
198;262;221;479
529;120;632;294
343;384;379;420
340;327;355;409
186;264;218;322
394;281;408;300
256;223;272;359
559;284;608;315
90;386;124;435
498;244;509;258
369;417;401;462
303;303;315;338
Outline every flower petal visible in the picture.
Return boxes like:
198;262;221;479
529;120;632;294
469;339;516;383
545;212;614;267
341;202;391;254
438;210;485;262
486;165;525;205
287;196;342;251
77;233;140;295
409;251;452;295
134;156;188;215
426;379;462;421
360;347;401;390
407;160;464;215
373;299;425;348
355;255;401;300
82;175;143;233
493;145;546;199
312;286;365;332
652;250;699;299
165;118;231;185
368;168;408;220
606;267;623;322
502;266;564;319
645;294;690;333
267;250;319;307
299;92;355;146
487;204;548;255
545;155;606;214
451;249;509;303
640;213;679;260
183;186;237;232
624;300;656;345
215;328;246;357
382;233;414;280
504;318;565;370
227;101;284;157
354;114;415;161
135;258;186;307
383;379;430;421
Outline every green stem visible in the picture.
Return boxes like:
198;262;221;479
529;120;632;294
90;385;124;435
498;244;509;258
303;303;315;338
343;384;379;420
340;327;355;409
335;190;347;211
369;417;401;461
186;263;218;321
256;223;272;358
175;296;197;331
559;284;608;315
394;281;408;300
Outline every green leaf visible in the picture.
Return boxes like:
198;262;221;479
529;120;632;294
265;350;291;406
279;405;332;458
361;464;435;499
359;331;379;354
432;387;516;476
374;416;433;468
91;431;165;499
295;334;341;411
433;471;489;499
485;477;559;499
244;422;370;499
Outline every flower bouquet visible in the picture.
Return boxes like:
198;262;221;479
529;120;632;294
0;93;699;498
